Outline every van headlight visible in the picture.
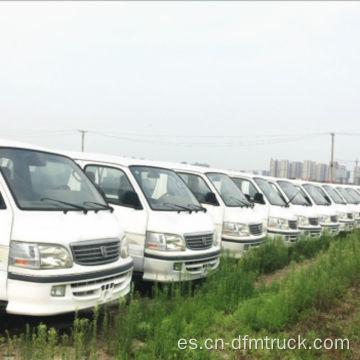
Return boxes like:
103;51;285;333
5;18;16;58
337;212;347;220
320;215;331;224
213;231;219;246
268;217;289;230
145;232;185;251
120;236;129;258
297;216;309;226
9;241;72;269
223;222;249;237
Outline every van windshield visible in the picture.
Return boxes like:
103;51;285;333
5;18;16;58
254;177;286;206
206;172;251;207
130;166;201;211
0;148;107;210
347;188;360;203
322;185;346;205
336;187;358;204
277;180;309;205
302;184;329;206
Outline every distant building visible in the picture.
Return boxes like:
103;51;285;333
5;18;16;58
354;166;360;185
261;170;270;176
269;158;278;177
289;162;302;179
278;160;290;178
302;160;316;180
334;162;349;183
314;163;329;182
268;158;350;182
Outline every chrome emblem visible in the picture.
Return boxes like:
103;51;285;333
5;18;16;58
202;237;207;246
100;246;108;258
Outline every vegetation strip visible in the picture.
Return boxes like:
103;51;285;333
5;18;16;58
1;231;357;360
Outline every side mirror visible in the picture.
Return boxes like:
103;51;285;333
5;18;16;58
253;192;265;204
204;192;219;206
122;191;143;210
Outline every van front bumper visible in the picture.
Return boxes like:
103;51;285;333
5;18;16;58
142;249;220;282
221;234;266;257
267;229;300;245
6;261;133;316
299;226;322;238
321;223;340;236
339;219;355;232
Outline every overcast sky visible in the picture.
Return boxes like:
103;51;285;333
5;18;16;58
1;1;360;171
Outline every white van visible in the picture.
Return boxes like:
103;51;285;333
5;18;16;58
332;184;360;227
291;180;340;235
266;177;322;237
65;152;221;282
164;163;266;256
227;173;300;244
0;140;133;316
320;184;356;232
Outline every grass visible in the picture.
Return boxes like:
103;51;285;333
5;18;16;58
0;231;357;359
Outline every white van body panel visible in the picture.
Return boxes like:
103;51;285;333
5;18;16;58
65;153;220;282
291;180;340;235
227;172;300;244
0;178;13;302
167;165;266;256
0;140;133;315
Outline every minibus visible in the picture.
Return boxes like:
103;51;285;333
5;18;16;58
320;184;356;232
66;152;221;282
333;184;360;226
0;140;133;315
165;163;266;256
291;180;340;235
265;177;322;237
227;172;300;244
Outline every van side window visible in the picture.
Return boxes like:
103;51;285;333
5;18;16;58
177;172;212;203
232;178;257;201
85;165;136;207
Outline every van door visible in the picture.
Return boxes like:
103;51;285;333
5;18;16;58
177;172;224;231
82;163;148;273
233;177;269;222
0;178;13;303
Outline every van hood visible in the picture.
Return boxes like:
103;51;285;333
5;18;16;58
289;205;320;218
147;211;214;235
223;206;263;224
312;205;336;217
11;210;123;244
268;206;297;220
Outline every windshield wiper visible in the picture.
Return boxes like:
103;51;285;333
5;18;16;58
83;201;114;213
161;202;193;213
187;203;207;212
284;190;301;207
41;197;88;214
229;196;252;208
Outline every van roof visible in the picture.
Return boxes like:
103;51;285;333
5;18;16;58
0;139;55;153
61;150;240;175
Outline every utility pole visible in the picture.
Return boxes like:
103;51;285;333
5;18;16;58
329;132;335;183
79;130;87;152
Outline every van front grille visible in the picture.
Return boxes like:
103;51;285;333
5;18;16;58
309;218;319;226
288;220;298;230
249;223;263;236
71;239;120;266
185;233;213;250
331;216;338;223
347;213;353;219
